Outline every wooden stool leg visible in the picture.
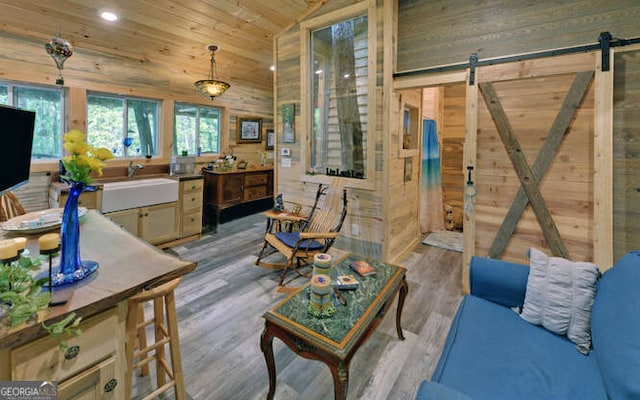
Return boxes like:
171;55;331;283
166;290;186;400
136;302;150;377
124;301;138;400
154;297;167;390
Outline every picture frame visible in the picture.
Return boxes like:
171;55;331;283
237;116;263;143
282;103;295;143
265;129;274;150
404;157;413;182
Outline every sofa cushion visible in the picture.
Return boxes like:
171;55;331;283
432;295;606;400
591;251;640;399
520;247;599;354
415;381;473;400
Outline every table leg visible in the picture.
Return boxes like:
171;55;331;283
396;276;408;340
260;324;277;400
328;360;350;400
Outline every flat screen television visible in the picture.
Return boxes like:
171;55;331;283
0;105;35;196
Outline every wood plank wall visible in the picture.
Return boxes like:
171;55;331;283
0;30;274;185
397;0;640;74
613;48;640;260
441;84;466;231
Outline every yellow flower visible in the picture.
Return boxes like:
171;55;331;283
61;130;113;185
93;147;115;161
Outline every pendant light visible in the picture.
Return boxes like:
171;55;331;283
194;44;230;100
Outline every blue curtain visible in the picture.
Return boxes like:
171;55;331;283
422;119;440;189
420;118;443;233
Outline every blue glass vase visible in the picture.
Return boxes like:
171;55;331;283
52;182;99;286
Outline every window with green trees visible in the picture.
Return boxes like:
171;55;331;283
174;103;221;156
87;93;159;158
0;81;64;159
309;12;369;179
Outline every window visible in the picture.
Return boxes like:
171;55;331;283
174;103;221;156
308;11;369;179
87;93;159;158
0;81;65;159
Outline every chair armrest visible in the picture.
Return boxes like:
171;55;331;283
469;256;529;308
414;381;473;400
299;232;339;239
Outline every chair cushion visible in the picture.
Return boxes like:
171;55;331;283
591;251;640;399
433;295;606;400
520;247;599;354
274;232;324;251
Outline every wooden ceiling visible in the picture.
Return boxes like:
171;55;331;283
0;0;325;92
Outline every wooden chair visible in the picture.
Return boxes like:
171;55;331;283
125;277;186;400
0;192;26;222
255;178;348;289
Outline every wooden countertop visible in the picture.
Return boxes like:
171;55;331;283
0;210;197;349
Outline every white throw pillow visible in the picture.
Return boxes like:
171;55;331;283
520;247;600;354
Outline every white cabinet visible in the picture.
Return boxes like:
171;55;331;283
104;202;179;246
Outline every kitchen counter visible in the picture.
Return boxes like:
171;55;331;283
0;210;196;349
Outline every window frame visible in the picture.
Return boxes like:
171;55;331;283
173;102;222;157
299;0;376;190
86;91;160;159
0;80;67;161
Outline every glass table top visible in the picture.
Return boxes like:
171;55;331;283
265;254;405;353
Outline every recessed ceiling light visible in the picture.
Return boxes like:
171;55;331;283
100;11;119;22
270;65;275;72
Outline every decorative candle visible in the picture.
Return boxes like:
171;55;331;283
0;239;18;260
313;253;332;276
309;274;333;314
13;237;27;252
39;233;60;252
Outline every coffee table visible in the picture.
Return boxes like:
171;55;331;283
260;253;408;399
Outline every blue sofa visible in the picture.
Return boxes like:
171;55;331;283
415;251;640;400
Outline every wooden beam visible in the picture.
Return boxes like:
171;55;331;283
487;71;594;259
479;82;569;259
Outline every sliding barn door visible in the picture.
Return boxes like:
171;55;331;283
469;53;596;268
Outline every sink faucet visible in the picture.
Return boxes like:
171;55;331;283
128;161;144;177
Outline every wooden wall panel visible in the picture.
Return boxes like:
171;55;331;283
440;84;466;229
474;66;595;264
613;49;640;261
397;0;640;73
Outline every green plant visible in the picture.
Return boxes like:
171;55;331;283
0;253;82;350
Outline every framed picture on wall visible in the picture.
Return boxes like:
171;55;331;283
282;103;295;143
266;129;274;150
237;117;263;143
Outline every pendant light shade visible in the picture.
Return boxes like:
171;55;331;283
194;44;230;100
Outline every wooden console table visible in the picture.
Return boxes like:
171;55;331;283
202;167;274;228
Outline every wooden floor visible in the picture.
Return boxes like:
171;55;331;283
131;213;464;400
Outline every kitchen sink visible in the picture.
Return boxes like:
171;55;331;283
101;178;179;213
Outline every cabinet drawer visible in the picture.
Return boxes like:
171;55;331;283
244;186;267;201
11;307;120;382
244;173;268;187
182;191;203;214
182;211;202;236
182;179;203;194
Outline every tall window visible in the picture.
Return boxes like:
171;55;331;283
174;103;221;155
87;93;159;158
309;13;368;179
0;81;65;159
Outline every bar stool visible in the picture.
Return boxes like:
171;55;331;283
125;277;185;400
